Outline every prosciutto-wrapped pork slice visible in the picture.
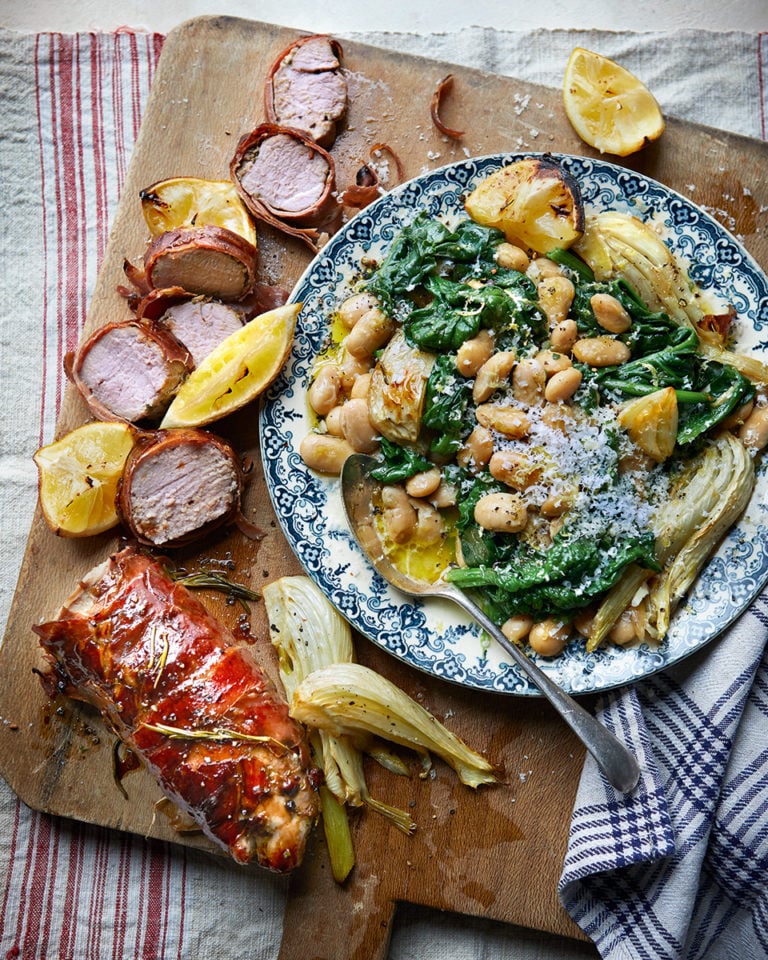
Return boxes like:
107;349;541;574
33;547;320;872
124;225;258;302
265;34;348;147
153;297;245;368
231;124;341;252
65;320;192;423
118;429;245;548
131;285;290;365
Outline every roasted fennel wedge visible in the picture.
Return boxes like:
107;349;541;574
264;576;496;882
588;432;755;650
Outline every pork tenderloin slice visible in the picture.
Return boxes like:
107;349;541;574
69;321;192;423
231;124;340;253
267;35;347;147
144;225;258;302
157;299;245;367
238;133;332;217
119;429;244;548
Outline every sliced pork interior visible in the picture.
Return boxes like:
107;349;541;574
266;35;347;147
68;320;192;423
237;132;333;218
156;299;244;367
143;225;258;302
119;429;244;547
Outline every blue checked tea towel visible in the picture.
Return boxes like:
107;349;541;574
559;594;768;959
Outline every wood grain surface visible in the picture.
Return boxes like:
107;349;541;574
2;16;768;959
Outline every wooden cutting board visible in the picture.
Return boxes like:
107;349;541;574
2;16;768;959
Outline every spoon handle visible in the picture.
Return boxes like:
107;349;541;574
448;588;641;792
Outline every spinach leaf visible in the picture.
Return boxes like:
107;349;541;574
370;439;433;484
677;361;755;445
448;529;658;618
422;354;473;457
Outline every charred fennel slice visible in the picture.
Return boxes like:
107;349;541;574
263;576;496;883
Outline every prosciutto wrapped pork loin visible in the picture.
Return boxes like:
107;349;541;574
65;319;193;423
264;34;348;147
231;124;340;252
124;225;259;302
118;429;245;548
34;547;320;872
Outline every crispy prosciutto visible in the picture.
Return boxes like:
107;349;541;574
118;429;246;548
124;225;259;302
65;319;193;423
33;547;320;872
231;124;341;252
264;34;348;148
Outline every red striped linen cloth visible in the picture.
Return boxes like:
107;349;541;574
1;25;768;960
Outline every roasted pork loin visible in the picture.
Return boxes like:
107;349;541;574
65;320;192;423
265;34;347;147
34;547;320;872
118;429;245;548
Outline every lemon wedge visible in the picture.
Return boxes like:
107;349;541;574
465;157;584;254
140;177;258;247
34;421;136;537
563;47;665;156
160;302;300;428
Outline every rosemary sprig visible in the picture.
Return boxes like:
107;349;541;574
164;565;261;611
139;721;287;751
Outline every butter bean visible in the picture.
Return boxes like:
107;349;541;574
473;492;528;533
344;307;396;360
527;257;563;281
495;242;530;273
339;352;372;393
413;501;444;544
489;450;541;490
300;434;354;475
430;479;458;509
537;275;575;327
457;425;494;471
381;485;417;543
738;403;768;451
324;405;344;436
475;403;530;439
338;291;380;329
544;366;582;403
572;336;631;367
405;467;442;499
502;614;534;644
528;619;570;657
473;350;517;403
536;349;573;376
457;329;494;377
512;357;546;406
590;292;632;334
350;372;372;399
309;363;343;416
540;401;575;434
340;398;379;453
549;318;578;354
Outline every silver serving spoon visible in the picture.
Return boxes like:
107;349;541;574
340;453;641;793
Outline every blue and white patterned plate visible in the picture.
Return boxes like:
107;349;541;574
260;153;768;696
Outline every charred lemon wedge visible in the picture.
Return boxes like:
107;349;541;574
563;47;665;156
140;177;258;247
464;157;584;254
34;421;136;537
160;303;300;428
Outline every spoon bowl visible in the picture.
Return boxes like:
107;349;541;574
340;453;641;793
